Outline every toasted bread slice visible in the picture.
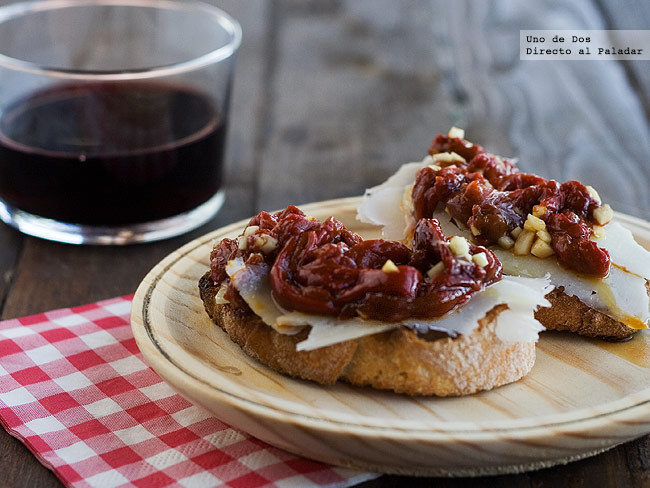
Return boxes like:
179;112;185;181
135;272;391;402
535;284;649;341
199;273;535;396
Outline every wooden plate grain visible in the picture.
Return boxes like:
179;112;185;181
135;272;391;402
131;197;650;477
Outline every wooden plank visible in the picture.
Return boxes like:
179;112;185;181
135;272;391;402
0;186;254;319
361;474;531;487
426;1;650;486
218;0;273;202
529;446;634;487
623;436;650;486
430;0;650;220
0;0;269;317
0;0;648;486
0;1;271;486
594;0;650;120
256;0;454;211
0;435;61;488
0;225;22;311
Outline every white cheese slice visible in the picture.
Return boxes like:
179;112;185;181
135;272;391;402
402;276;550;343
492;236;650;325
291;275;549;350
357;186;411;241
357;160;429;240
277;313;399;352
225;255;550;351
597;222;650;280
225;258;301;335
596;266;649;325
357;160;650;327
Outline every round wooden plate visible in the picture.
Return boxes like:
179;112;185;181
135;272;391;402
131;197;650;477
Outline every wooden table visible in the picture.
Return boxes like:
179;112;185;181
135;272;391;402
1;0;648;486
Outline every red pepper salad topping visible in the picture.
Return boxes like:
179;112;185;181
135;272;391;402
210;206;502;322
412;134;611;277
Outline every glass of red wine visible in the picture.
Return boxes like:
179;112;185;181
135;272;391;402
0;0;241;244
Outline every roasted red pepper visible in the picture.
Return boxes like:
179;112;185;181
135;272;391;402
210;207;501;321
411;134;610;277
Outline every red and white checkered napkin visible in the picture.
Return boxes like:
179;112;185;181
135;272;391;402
0;296;378;488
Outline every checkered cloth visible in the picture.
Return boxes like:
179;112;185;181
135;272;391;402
0;296;377;488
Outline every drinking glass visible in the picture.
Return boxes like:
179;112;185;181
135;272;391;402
0;0;241;244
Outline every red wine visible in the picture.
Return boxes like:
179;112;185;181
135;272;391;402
0;83;226;225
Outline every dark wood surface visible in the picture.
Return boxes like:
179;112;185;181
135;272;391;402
0;0;648;486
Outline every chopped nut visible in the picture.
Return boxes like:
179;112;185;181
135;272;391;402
259;235;278;254
532;205;547;218
472;252;489;267
382;259;400;274
448;126;465;139
593;204;613;226
498;235;515;249
215;285;229;305
427;261;445;278
592;225;606;239
402;186;414;215
449;236;470;256
514;229;536;255
427;164;442;171
531;238;555;258
586;185;601;204
237;236;248;250
511;226;523;239
470;224;481;236
523;214;546;232
536;229;552;243
421;154;435;165
433;152;466;165
244;225;259;237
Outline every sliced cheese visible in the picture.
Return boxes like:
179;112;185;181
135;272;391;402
226;258;301;335
277;313;398;352
357;160;429;240
597;222;650;280
357;186;411;240
488;276;551;342
225;255;550;351
596;266;649;326
291;275;549;350
403;276;550;343
492;236;650;325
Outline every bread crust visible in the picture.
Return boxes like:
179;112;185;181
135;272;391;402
199;273;535;396
535;286;646;341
